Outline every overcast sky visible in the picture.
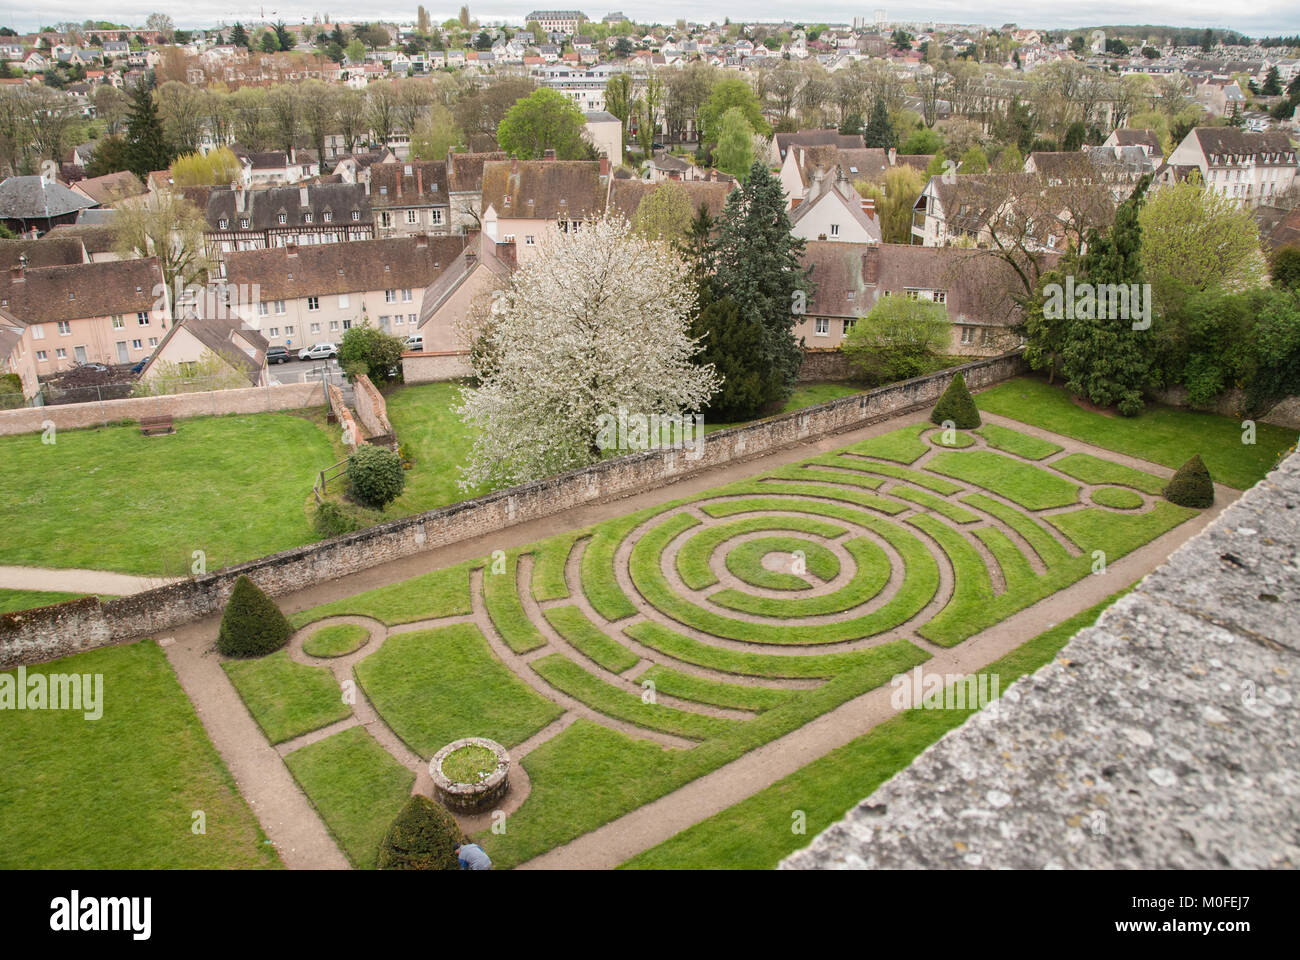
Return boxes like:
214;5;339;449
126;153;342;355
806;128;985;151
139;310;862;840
6;3;1299;37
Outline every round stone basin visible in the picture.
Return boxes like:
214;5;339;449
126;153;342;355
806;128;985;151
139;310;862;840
430;737;510;813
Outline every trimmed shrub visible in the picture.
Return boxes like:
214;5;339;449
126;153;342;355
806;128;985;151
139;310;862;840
376;795;465;870
216;575;292;658
1163;454;1214;508
346;444;405;509
930;372;981;429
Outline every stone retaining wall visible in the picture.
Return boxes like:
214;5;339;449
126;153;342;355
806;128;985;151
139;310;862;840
1148;385;1300;430
796;349;858;383
326;383;361;452
1;351;1026;668
352;374;395;448
0;381;325;437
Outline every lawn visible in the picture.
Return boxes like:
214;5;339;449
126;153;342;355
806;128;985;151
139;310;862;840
222;651;352;744
353;623;563;756
0;590;108;614
283;726;414;870
383;380;488;514
0;411;333;575
976;377;1294;490
0;640;281;868
619;589;1131;870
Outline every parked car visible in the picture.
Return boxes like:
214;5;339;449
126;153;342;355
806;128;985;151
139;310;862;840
404;334;423;352
298;342;338;361
131;356;151;374
266;346;290;364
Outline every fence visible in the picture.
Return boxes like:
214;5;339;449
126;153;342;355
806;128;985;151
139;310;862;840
313;458;351;505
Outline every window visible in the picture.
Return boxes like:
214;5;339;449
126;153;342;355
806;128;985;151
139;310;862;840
307;296;320;311
278;212;287;224
136;311;149;324
960;326;975;344
338;294;350;308
351;210;360;221
933;291;946;304
829;224;840;237
148;337;158;347
403;164;412;175
379;315;391;328
111;315;124;329
258;301;269;316
842;319;856;335
35;350;47;361
408;314;417;325
323;211;333;222
431;209;443;225
218;218;229;229
525;234;535;245
406;209;418;224
379;212;392;228
379;185;388;196
55;321;72;335
269;327;279;338
401;289;412;302
304;212;313;224
310;322;321;334
56;348;67;359
329;320;340;331
814;318;829;336
285;325;294;335
239;218;250;229
385;289;396;302
31;325;44;340
274;300;286;314
131;339;142;349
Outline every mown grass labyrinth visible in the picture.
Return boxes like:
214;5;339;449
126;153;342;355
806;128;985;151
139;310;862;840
223;416;1206;869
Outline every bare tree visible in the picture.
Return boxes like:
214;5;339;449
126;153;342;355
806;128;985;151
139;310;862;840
336;88;367;153
265;84;301;154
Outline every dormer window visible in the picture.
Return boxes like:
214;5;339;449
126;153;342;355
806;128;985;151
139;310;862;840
304;212;313;223
323;211;333;222
379;185;388;195
278;213;287;224
240;218;249;229
218;217;229;229
351;210;360;220
404;164;412;175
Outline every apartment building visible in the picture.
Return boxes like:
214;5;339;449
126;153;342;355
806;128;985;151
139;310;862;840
1164;127;1299;206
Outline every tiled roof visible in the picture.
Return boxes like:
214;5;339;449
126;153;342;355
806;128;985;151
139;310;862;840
606;179;733;221
205;183;372;232
369;160;449;207
0;176;98;220
71;170;145;205
222;234;468;301
482;159;605;221
448;151;508;194
0;236;87;270
0;257;163;323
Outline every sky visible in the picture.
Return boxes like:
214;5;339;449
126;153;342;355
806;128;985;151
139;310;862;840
3;2;1299;37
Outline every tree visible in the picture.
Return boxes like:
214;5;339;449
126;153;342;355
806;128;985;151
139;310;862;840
858;165;924;244
699;77;768;146
170;146;242;186
1261;67;1282;97
456;216;720;489
356;24;390;51
843;294;949;382
409;104;463;161
1062;121;1087;151
299;81;339;172
1137;177;1267;317
229;22;249;48
1059;184;1152;416
274;21;294;52
1271;246;1300;289
366;82;398;146
345;38;366;63
265;85;301;154
690;292;767;421
1163;454;1214;507
604;71;633;133
862;95;895;149
633;181;694;242
338;322;407;385
901;127;943;154
496;87;588;160
709;163;809;411
614;37;634;57
336;88;367;152
713;107;754;180
217;576;291;658
156;80;206;154
85;136;130;177
144;13;175;43
113;189;212;309
377;795;464;870
347;445;405;508
929;373;981;428
958;145;989;173
259;31;279;54
123;81;172;180
93;85;128;135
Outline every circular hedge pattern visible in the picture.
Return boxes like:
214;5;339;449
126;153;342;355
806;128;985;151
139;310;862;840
723;536;840;591
1092;486;1145;510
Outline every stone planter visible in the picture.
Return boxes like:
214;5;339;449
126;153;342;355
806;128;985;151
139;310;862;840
430;737;510;813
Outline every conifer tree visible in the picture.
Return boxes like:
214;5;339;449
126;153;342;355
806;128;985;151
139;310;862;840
123;79;173;181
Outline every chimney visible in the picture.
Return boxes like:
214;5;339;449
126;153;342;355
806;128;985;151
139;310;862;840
543;148;556;161
286;242;298;257
299;185;309;207
397;172;403;198
511;156;519;175
888;147;897;166
862;246;880;285
416;167;423;196
599;155;609;177
290;146;296;164
861;197;876;220
235;185;247;213
495;239;517;268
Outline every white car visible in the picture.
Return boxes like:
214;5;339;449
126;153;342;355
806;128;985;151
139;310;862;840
405;334;423;352
298;342;338;361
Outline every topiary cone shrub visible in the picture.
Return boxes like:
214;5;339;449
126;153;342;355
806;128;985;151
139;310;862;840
1163;454;1214;508
346;444;405;509
930;372;981;429
216;575;292;658
377;794;465;870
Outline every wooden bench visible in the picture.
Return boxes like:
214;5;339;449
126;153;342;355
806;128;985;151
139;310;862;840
139;415;174;436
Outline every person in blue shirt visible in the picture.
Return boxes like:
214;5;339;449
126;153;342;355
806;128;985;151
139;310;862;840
455;842;492;870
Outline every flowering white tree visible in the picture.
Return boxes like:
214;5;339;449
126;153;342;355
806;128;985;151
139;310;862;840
457;216;721;489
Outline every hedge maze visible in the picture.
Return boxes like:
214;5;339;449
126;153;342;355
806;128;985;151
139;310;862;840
225;417;1204;868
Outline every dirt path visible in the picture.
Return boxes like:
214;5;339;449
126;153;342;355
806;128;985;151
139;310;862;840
0;565;181;595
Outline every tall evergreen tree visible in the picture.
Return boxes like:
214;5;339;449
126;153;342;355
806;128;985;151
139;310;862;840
862;95;896;148
123;80;172;181
1059;177;1153;416
229;22;250;48
707;162;810;411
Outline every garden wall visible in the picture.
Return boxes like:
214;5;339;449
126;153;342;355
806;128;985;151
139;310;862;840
796;349;857;383
1147;385;1300;431
402;350;473;383
352;374;396;448
326;383;361;452
0;381;325;437
0;351;1027;667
